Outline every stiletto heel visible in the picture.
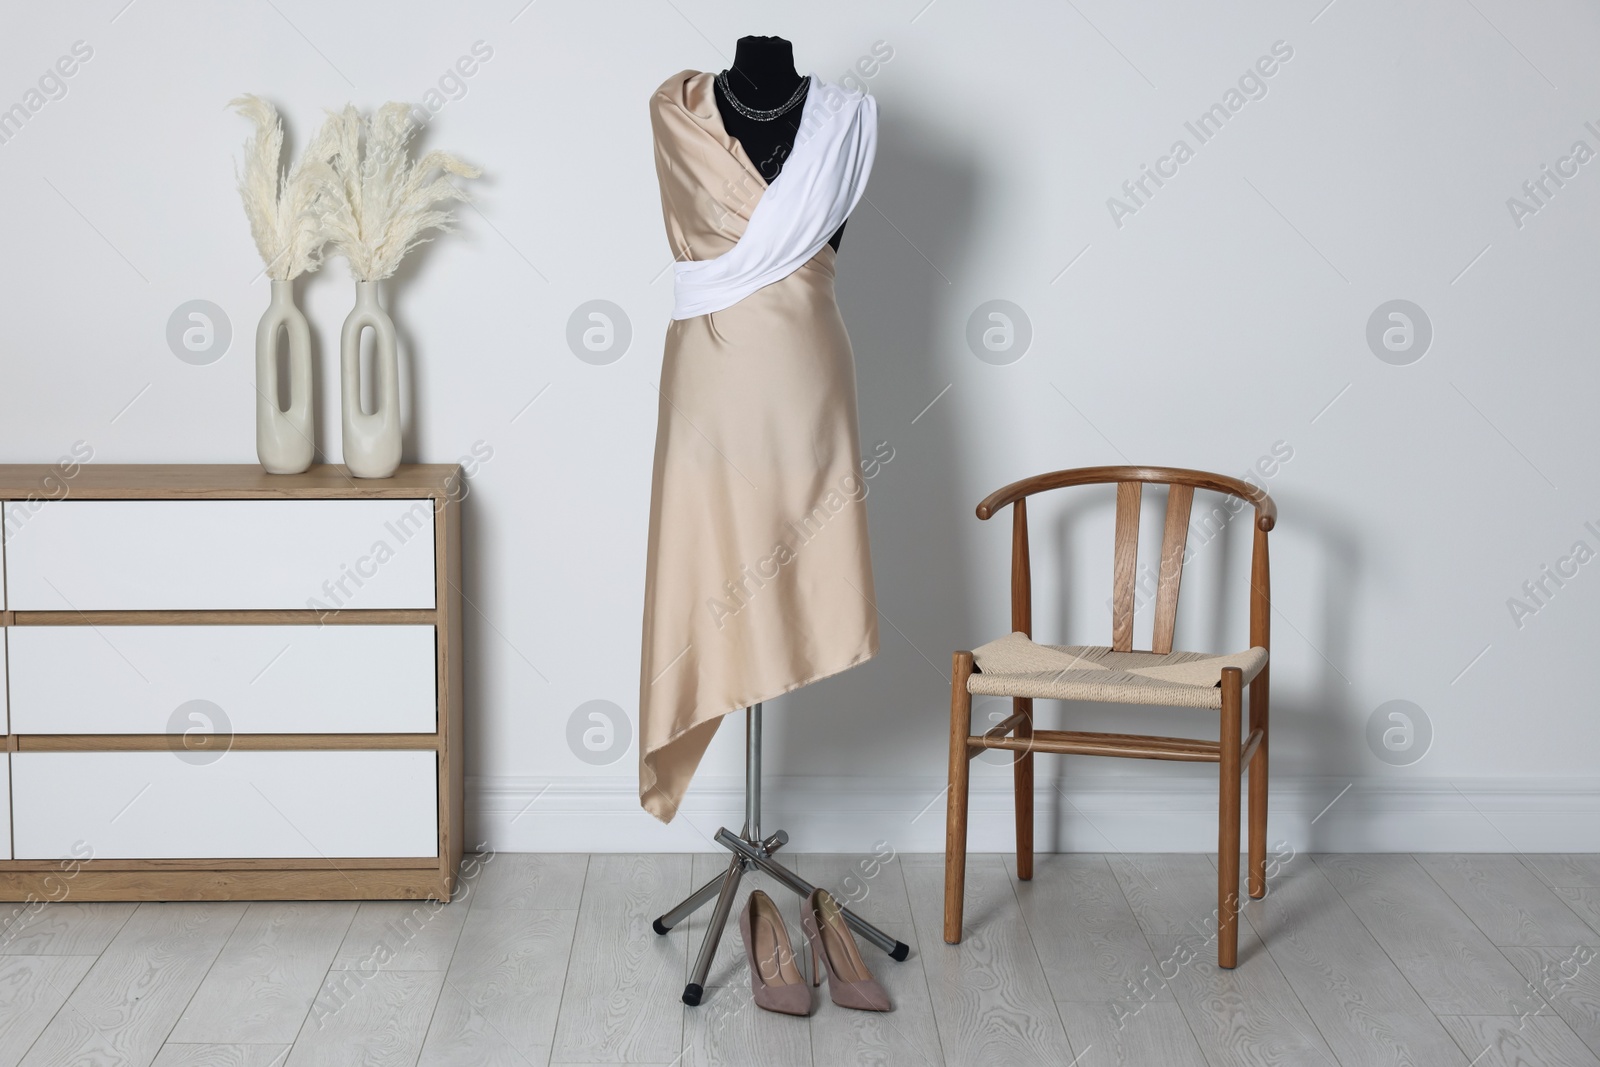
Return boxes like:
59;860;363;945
739;890;811;1016
801;888;892;1012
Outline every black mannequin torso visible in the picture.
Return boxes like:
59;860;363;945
714;35;845;251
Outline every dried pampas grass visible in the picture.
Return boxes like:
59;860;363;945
311;102;481;282
230;94;336;280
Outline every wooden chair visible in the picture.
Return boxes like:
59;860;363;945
943;465;1275;968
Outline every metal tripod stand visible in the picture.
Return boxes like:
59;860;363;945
651;702;910;1006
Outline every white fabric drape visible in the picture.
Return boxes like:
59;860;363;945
671;76;877;320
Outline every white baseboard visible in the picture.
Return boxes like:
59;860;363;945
466;774;1600;854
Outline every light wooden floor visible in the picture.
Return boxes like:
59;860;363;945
2;852;1599;1066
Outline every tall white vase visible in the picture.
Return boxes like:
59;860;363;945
339;280;402;479
254;279;315;474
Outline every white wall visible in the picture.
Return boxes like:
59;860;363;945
3;0;1597;854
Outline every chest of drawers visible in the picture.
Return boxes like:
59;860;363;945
0;464;465;901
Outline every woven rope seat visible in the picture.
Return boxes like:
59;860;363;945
967;631;1267;710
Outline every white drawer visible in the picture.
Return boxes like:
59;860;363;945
2;499;437;610
1;631;8;734
8;625;436;735
11;750;438;859
0;757;9;860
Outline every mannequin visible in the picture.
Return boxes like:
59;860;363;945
643;43;896;1003
714;35;846;250
643;44;879;823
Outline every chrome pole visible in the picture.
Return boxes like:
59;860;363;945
747;703;762;843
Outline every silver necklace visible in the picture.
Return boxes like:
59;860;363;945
715;70;808;122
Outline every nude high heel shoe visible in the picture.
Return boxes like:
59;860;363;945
739;889;811;1016
801;887;892;1012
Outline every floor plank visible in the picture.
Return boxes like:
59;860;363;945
1500;946;1600;1059
151;1046;291;1067
1416;854;1597;947
0;955;98;1067
796;851;912;925
1107;854;1230;939
170;902;358;1044
1056;1000;1207;1067
418;978;556;1067
288;969;445;1067
807;921;944;1067
1554;888;1600;937
1316;854;1532;1015
1439;1014;1600;1067
19;902;247;1067
1521;856;1600;889
0;903;29;942
681;985;811;1067
418;906;578;1066
1007;854;1175;1004
1146;928;1339;1067
465;853;590;912
0;902;138;956
1111;854;1339;1067
898;853;1001;869
331;898;469;973
1108;852;1271;967
905;860;1076;1066
1240;854;1467;1065
549;854;690;1064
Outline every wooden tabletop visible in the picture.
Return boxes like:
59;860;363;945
0;464;463;500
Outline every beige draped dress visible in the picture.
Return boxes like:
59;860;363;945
638;70;880;823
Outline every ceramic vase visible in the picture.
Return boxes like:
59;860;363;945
339;280;402;479
254;279;315;474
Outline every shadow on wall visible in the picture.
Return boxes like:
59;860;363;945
324;116;491;468
1279;491;1365;812
387;249;427;467
763;113;982;782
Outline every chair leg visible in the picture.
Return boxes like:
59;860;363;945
1247;666;1269;899
944;651;975;945
1013;696;1033;881
1217;666;1243;969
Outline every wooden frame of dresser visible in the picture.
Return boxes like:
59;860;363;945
0;464;465;902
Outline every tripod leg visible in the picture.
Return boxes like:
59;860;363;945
654;871;726;935
653;831;786;935
715;828;910;962
683;852;743;1006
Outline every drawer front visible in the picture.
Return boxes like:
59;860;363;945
1;630;7;734
8;625;437;735
0;757;9;861
11;750;438;859
3;499;437;610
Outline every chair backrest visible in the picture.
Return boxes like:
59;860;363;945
975;465;1276;655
